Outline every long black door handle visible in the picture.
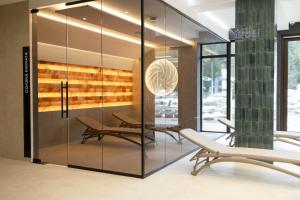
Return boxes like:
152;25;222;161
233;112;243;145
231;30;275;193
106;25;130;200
61;81;64;118
66;81;69;118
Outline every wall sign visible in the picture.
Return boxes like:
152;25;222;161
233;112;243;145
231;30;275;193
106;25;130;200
229;26;261;41
23;46;31;158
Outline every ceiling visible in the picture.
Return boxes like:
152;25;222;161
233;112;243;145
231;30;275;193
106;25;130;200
163;0;300;40
3;0;300;42
37;0;222;69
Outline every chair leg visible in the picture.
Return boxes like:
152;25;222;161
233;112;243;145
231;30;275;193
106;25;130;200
81;137;87;144
226;132;235;147
191;156;211;176
229;135;235;147
191;156;300;179
98;135;104;141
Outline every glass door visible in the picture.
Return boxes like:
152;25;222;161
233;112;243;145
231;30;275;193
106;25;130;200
64;3;103;170
37;12;68;166
37;0;143;176
64;0;143;175
101;0;142;175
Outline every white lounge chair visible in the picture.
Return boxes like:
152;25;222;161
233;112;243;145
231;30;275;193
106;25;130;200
179;128;300;178
218;118;300;147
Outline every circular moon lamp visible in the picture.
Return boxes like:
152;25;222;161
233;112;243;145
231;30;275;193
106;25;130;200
145;59;178;96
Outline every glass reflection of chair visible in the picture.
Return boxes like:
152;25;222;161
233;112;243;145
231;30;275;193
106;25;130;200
112;112;182;143
77;116;154;146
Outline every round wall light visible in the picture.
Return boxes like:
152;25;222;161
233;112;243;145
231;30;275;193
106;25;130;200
145;59;178;96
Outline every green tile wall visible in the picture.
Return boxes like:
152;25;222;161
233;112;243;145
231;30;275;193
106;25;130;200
235;0;275;149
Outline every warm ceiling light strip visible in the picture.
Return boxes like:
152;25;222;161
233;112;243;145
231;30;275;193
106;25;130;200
89;2;195;46
145;23;194;46
38;78;133;86
39;42;137;63
38;92;133;98
39;102;133;112
37;11;156;48
39;64;133;77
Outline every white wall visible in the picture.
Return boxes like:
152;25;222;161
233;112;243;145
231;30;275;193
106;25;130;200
162;0;229;40
0;0;25;6
0;1;29;160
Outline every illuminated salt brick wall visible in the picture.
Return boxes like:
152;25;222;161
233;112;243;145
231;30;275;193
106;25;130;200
38;61;133;112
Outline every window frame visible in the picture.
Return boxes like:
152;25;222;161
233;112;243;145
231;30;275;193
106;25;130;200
200;41;235;133
278;36;300;131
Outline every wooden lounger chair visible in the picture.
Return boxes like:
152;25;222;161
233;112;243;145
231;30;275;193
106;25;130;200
77;116;153;146
217;118;237;146
112;112;181;143
274;131;300;147
218;118;300;147
179;128;300;179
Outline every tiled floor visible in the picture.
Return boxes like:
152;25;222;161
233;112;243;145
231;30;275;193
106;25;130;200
1;138;300;200
39;132;223;174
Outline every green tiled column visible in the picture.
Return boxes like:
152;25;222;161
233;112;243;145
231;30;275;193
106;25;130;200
235;0;275;149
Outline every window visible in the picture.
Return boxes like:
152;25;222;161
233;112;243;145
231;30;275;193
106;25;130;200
287;40;300;131
201;42;235;132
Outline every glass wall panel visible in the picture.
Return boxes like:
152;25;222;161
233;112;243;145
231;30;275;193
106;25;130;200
164;7;182;163
36;0;223;177
179;16;201;154
202;57;227;132
101;0;142;175
144;0;167;173
64;4;103;169
37;10;68;166
143;0;220;175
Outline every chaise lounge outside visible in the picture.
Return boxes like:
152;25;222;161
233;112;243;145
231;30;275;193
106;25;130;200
218;118;300;147
179;128;300;179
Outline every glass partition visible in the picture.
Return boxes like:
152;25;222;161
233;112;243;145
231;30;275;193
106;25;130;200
37;11;68;166
36;0;142;176
101;0;142;175
143;0;218;175
35;0;222;177
64;4;103;170
143;0;166;172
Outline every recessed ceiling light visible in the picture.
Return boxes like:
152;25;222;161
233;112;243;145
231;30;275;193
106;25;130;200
124;11;129;14
82;17;87;21
149;16;156;22
88;2;194;45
